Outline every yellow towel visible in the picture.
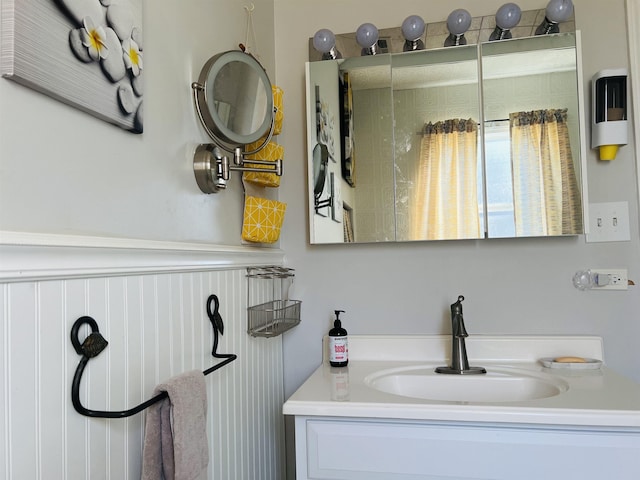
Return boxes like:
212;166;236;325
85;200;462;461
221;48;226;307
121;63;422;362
241;196;286;243
272;85;284;135
243;140;283;188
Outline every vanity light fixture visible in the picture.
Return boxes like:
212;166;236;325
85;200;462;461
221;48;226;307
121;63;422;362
444;9;472;46
313;28;342;60
402;15;426;51
535;0;574;35
489;3;522;41
356;23;379;55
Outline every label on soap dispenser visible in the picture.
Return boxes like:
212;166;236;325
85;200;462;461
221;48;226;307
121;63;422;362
329;336;348;363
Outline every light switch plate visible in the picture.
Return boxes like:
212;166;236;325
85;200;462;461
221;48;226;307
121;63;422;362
585;201;631;242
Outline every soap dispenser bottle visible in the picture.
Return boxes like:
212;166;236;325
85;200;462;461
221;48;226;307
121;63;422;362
329;310;348;367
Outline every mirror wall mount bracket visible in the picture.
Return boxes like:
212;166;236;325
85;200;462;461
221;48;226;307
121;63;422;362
193;144;283;194
315;197;333;213
314;171;335;214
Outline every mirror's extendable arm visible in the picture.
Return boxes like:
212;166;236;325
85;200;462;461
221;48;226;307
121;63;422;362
217;155;287;179
233;147;244;166
193;144;282;194
233;147;282;176
315;196;332;212
231;158;283;175
219;154;230;181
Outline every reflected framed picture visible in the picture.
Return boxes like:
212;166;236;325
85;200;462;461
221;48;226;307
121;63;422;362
1;0;144;133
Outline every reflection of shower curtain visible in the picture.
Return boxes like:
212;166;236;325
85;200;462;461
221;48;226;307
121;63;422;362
411;119;480;240
510;109;582;236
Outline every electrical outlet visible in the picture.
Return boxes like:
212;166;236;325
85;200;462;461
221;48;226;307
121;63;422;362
586;202;631;242
592;269;628;290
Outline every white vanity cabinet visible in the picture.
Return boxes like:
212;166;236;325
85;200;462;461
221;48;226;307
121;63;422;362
283;336;640;480
293;416;640;480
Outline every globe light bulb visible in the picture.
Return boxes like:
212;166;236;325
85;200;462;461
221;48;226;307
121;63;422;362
496;3;522;30
546;0;574;23
313;29;335;53
536;0;574;35
402;15;426;51
490;3;522;41
401;15;425;42
356;23;379;55
446;9;472;36
312;28;342;60
445;9;472;46
356;23;378;48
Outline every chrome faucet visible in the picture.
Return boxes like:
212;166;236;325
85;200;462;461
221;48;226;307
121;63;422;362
435;295;486;375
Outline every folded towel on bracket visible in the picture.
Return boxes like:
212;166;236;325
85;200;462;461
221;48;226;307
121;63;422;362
241;195;287;244
141;370;209;480
243;140;284;188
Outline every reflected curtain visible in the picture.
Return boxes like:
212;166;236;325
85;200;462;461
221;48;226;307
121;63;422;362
411;118;480;240
510;109;582;236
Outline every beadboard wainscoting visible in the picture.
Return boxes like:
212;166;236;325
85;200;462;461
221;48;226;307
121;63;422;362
0;233;287;479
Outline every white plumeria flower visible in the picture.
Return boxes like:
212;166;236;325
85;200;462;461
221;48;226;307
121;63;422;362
80;16;109;61
122;38;143;77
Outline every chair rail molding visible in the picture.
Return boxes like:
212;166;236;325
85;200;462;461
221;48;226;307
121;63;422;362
0;230;285;282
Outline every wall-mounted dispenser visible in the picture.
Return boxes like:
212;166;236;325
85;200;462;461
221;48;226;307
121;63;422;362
592;68;628;161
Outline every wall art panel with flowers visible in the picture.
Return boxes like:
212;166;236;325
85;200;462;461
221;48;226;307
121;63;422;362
1;0;144;133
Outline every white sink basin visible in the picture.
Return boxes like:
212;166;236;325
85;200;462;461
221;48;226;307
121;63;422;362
364;365;569;403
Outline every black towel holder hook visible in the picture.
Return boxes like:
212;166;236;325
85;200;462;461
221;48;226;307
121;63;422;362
70;294;237;418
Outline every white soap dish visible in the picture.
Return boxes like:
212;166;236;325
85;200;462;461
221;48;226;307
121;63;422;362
540;357;603;370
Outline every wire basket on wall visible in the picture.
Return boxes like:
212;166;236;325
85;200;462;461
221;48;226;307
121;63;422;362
247;266;301;337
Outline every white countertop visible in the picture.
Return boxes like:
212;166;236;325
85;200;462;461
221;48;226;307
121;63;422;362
283;335;640;428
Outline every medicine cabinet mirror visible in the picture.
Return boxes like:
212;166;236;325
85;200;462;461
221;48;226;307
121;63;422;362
306;33;586;244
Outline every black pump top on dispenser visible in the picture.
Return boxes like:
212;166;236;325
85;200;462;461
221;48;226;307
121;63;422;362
330;310;346;335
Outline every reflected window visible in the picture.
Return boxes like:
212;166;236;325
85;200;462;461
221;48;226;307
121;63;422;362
483;120;516;238
509;109;582;236
482;110;582;238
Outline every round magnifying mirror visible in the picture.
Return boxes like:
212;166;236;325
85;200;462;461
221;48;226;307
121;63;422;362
193;50;274;150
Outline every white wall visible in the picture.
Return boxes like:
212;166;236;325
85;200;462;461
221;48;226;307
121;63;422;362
0;1;289;478
351;88;396;242
275;0;640;398
0;0;275;245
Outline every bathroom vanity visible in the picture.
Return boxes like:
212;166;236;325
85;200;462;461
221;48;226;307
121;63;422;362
283;336;640;479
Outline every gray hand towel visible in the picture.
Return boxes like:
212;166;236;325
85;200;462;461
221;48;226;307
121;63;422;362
141;370;209;480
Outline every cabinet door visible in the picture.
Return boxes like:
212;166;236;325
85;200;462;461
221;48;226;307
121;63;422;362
297;417;640;480
481;33;584;238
